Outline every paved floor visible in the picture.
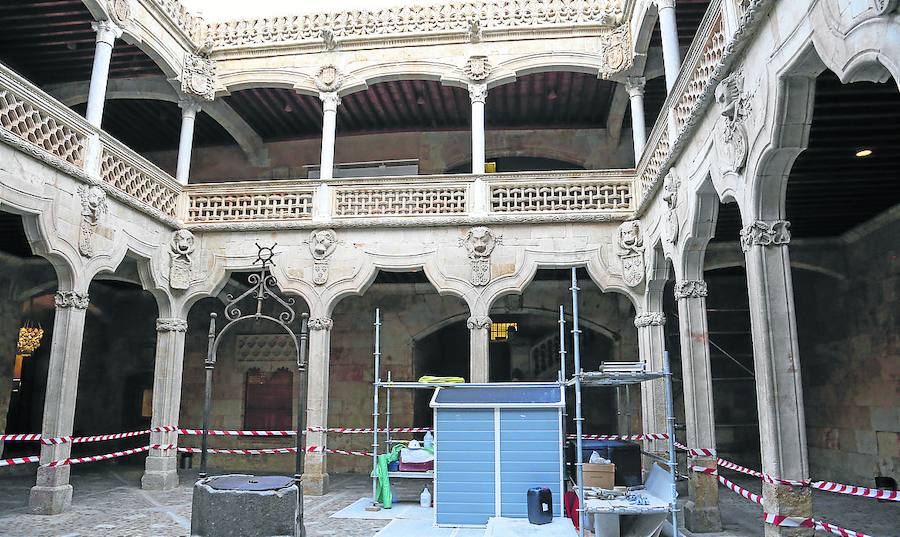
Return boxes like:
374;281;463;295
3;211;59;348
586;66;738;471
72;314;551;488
0;463;895;537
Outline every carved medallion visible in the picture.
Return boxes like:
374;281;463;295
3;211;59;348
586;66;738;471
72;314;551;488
110;0;131;24
599;25;632;79
714;71;752;176
464;56;492;82
662;170;680;245
308;229;337;285
181;54;216;101
460;227;500;286
169;229;195;290
77;185;107;258
617;220;645;287
315;65;342;93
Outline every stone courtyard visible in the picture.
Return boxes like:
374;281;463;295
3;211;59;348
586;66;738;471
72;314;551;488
0;463;896;537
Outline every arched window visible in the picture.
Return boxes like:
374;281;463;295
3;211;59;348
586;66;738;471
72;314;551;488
244;368;293;430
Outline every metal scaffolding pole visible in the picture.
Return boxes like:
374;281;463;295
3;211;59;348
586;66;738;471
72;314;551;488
371;308;382;508
570;268;586;537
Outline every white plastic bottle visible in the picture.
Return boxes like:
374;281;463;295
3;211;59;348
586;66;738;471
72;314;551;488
423;431;434;449
420;486;432;508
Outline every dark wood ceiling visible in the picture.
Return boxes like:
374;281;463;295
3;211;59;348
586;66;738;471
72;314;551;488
0;0;163;85
714;70;900;240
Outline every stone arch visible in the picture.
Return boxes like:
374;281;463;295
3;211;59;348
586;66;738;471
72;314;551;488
677;172;721;282
338;61;470;96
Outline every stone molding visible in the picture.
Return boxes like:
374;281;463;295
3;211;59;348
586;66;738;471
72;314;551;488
308;318;334;331
634;312;666;328
467;316;492;330
674;280;708;300
156;318;188;332
740;220;791;252
55;291;89;309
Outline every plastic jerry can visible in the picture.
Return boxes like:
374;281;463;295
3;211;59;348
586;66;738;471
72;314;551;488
526;487;553;525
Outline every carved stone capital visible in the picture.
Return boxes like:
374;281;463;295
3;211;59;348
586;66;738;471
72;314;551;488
464;56;492;82
315;65;342;93
740;220;791;252
468;83;487;104
624;76;646;97
181;54;216;101
308;317;334;331
178;97;202;118
319;92;341;111
674;280;708;300
634;312;666;328
467;316;492;330
55;291;89;309
656;0;676;9
92;20;123;45
156;318;188;332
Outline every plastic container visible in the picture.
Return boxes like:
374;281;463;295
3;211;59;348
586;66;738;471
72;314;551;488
526;487;553;525
423;431;434;449
420;486;432;507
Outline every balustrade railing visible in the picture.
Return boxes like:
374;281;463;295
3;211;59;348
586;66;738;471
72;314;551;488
184;181;316;223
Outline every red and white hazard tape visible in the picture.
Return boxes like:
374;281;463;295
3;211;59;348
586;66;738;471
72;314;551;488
717;474;763;505
716;458;763;478
166;444;372;457
567;433;670;441
763;513;814;528
811;480;898;502
0;455;40;467
0;433;41;441
43;427;174;445
307;426;432;434
45;446;150;467
178;429;295;437
815;520;875;537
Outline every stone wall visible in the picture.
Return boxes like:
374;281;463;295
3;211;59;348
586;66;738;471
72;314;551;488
797;218;900;486
146;127;635;181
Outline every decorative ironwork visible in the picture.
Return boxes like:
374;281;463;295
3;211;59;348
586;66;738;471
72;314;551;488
222;243;296;324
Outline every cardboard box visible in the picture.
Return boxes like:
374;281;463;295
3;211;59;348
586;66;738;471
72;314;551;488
583;463;615;489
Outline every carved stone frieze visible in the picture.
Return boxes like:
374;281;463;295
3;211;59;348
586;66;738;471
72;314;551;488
662;169;680;245
156;318;188;332
674;280;708;300
740;220;791;252
77;185;107;258
169;229;195;290
464;56;492;82
55;291;89;310
714;70;752;175
460;227;500;286
181;54;216;101
308;317;334;331
617;220;644;287
634;312;666;328
308;229;338;285
466;316;492;330
315;65;342;93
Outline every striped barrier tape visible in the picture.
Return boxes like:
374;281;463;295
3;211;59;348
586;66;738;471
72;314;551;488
45;446;150;467
690;465;717;476
0;455;40;467
811;480;898;502
717;458;763;478
567;433;670;441
308;426;432;434
763;514;814;528
717;474;763;505
815;520;875;537
178;429;295;437
160;444;373;457
43;427;178;445
0;434;41;441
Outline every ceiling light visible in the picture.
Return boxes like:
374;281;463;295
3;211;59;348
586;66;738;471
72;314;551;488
283;103;293;112
855;149;873;158
416;95;426;106
66;42;77;51
547;89;558;101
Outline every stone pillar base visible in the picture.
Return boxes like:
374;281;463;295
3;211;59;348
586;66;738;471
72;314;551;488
302;472;329;496
685;457;721;533
29;484;72;515
763;482;813;537
142;454;179;490
684;501;723;533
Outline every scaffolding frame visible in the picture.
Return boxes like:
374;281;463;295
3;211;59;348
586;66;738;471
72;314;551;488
568;268;679;537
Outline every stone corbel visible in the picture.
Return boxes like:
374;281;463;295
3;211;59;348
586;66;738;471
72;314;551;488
77;185;107;258
739;220;791;252
459;227;500;286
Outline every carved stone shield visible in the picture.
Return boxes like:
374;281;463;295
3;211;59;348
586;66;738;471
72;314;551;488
621;253;644;287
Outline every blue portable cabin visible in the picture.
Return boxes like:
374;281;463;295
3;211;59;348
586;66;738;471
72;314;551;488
429;384;565;527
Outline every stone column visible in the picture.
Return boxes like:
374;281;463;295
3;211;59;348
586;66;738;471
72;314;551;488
29;290;90;515
467;315;491;383
318;92;340;181
469;83;487;174
625;77;648;160
175;99;201;185
142;318;188;491
635;312;667;455
85;20;122;127
674;280;722;532
742;220;812;537
0;287;20;459
657;0;682;92
303;317;333;495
